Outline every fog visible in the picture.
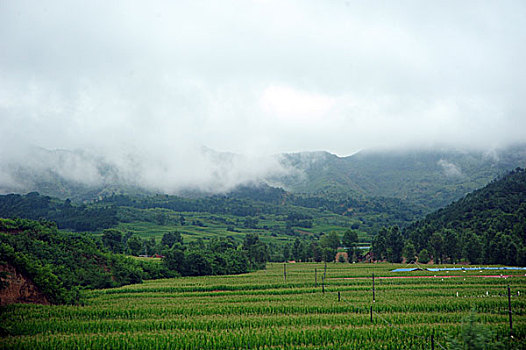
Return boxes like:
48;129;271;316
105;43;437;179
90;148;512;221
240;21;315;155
1;1;526;193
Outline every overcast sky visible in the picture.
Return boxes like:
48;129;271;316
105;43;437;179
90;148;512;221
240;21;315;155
1;0;526;191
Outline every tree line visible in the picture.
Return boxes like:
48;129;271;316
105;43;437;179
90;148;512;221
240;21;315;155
0;193;117;231
373;168;526;266
280;230;360;263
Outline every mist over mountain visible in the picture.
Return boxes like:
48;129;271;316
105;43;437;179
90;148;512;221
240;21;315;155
0;146;294;201
2;144;525;215
279;144;526;211
2;1;526;209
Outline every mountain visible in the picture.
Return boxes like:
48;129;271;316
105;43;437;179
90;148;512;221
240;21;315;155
1;144;525;217
0;148;154;202
278;144;526;212
402;168;526;265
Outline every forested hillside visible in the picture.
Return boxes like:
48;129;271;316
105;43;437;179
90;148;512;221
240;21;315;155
2;145;526;216
0;192;117;231
0;218;262;305
403;168;526;265
0;218;165;304
280;145;526;211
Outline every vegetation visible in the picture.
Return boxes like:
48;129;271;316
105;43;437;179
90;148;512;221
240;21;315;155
280;146;526;212
1;159;525;348
402;168;526;265
0;219;266;305
0;218;172;304
0;193;117;231
1;263;524;349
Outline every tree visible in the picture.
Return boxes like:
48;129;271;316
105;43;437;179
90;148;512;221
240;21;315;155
243;217;259;229
319;232;340;262
310;242;322;262
102;229;124;254
372;228;387;261
126;235;144;256
242;233;269;269
292;238;306;262
283;243;291;261
443;229;460;263
144;237;156;256
461;230;482;264
223;249;249;274
342;230;359;262
208;237;236;253
155;212;166;225
182;250;212;276
418;248;431;264
161;231;183;248
162;243;185;273
403;242;416;263
386;226;404;263
429;232;444;264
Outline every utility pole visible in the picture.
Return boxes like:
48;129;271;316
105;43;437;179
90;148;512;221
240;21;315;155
322;262;327;294
372;272;376;303
508;285;513;337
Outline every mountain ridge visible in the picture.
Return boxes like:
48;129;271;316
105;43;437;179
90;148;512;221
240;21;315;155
2;144;525;215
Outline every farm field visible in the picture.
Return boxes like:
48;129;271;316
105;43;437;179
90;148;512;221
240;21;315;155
115;210;365;244
1;263;525;349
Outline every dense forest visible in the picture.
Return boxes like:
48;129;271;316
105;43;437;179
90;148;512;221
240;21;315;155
373;168;526;266
0;192;117;231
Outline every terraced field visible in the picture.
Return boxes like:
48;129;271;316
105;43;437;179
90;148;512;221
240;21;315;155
1;263;525;349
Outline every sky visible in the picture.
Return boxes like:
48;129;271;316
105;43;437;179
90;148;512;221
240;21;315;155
1;0;526;192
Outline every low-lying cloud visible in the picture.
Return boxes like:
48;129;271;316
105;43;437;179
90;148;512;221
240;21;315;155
1;0;526;193
437;159;463;178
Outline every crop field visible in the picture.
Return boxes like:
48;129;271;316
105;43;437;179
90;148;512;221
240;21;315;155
115;209;367;245
1;263;525;349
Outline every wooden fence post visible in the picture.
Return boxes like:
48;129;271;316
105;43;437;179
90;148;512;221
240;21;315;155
372;272;376;303
508;285;513;337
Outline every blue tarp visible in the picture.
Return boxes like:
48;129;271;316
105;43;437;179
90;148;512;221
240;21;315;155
426;267;526;272
393;266;526;272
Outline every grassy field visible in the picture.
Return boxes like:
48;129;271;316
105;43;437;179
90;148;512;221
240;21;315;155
1;263;525;349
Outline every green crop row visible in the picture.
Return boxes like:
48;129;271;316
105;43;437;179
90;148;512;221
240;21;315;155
1;263;524;349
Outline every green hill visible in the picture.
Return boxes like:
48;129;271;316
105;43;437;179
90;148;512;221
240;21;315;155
0;218;165;304
279;144;526;212
403;168;526;265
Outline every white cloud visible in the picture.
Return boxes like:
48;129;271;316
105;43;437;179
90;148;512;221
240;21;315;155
260;85;335;124
438;159;463;178
1;0;525;190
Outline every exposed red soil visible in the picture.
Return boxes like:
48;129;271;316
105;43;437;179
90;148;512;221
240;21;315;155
0;265;49;306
